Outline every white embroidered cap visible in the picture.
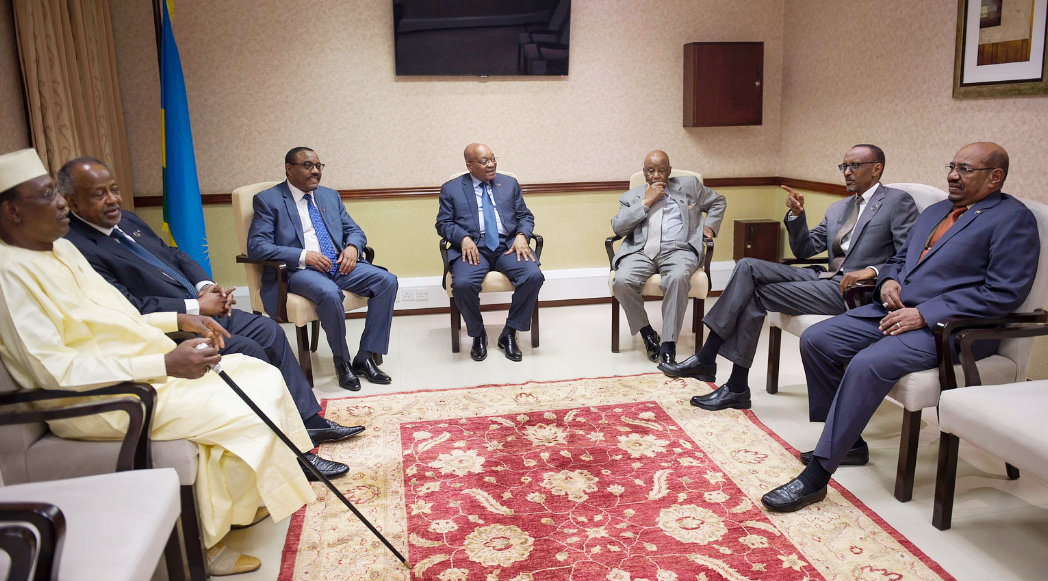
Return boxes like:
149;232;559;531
0;149;48;193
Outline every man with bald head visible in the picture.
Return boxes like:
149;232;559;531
762;142;1040;512
436;143;544;361
611;150;726;365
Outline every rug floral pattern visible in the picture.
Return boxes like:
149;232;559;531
280;374;954;581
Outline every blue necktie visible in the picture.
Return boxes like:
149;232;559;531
481;182;499;251
304;194;340;276
111;228;197;297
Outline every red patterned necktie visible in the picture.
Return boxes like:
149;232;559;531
919;206;968;261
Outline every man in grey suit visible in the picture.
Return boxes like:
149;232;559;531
611;150;726;364
661;144;919;413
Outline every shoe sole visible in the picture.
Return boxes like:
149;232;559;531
800;453;868;466
690;399;751;411
471;353;487;361
338;383;361;392
657;366;715;382
761;486;827;513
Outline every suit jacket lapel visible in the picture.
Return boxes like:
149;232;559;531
461;175;481;234
73;215;141;267
492;175;514;232
280;181;306;248
666;179;689;235
847;184;885;252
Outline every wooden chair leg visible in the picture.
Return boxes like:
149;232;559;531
894;409;923;502
296;325;313;387
611;297;620;353
1006;462;1020;479
164;519;188;581
180;485;208;581
693;298;704;353
310;320;320;352
932;432;960;530
766;326;781;394
450;301;461;353
531;303;540;348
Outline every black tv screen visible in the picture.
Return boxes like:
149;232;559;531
394;0;570;76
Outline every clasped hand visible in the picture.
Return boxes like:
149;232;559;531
877;280;925;335
166;315;232;378
460;233;534;265
197;284;236;317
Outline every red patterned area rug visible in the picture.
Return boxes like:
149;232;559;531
279;374;953;581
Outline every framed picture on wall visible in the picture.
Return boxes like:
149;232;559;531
953;0;1048;97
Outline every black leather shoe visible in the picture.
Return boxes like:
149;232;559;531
642;332;661;362
800;443;869;466
471;333;488;361
659;351;676;366
658;355;716;381
336;362;361;391
300;452;349;481
690;384;751;411
308;418;365;446
761;478;827;512
497;333;522;361
352;357;392;385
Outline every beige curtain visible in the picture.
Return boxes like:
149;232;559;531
13;0;134;208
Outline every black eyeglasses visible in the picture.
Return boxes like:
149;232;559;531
946;163;996;176
469;157;498;166
289;162;325;171
837;162;878;173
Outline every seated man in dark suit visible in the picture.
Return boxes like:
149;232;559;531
660;144;919;413
247;147;398;389
58;157;360;479
762;142;1039;513
435;143;545;362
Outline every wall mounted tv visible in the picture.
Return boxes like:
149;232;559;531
393;0;570;76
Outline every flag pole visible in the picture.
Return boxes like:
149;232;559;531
151;0;162;70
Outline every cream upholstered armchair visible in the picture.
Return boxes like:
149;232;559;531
765;182;950;395
606;169;712;354
231;182;378;385
440;171;543;353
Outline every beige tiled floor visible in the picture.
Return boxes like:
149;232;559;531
215;300;1048;581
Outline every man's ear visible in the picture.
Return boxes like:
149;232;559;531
1;199;21;224
64;194;78;214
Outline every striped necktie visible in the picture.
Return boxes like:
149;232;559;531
304;194;340;275
111;228;197;297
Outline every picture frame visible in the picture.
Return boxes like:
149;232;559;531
953;0;1048;97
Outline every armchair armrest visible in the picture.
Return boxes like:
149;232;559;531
237;254;290;321
843;279;877;309
933;309;1048;391
0;502;64;581
605;235;622;267
781;257;829;266
953;312;1048;387
702;237;715;281
0;382;157;471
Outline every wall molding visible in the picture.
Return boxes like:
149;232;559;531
133;176;846;207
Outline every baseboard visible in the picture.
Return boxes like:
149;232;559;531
230;261;734;316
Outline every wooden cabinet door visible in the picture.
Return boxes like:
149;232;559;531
684;42;763;127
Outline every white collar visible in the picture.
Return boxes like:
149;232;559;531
75;212;115;237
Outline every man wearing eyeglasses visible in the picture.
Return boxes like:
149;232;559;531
248;147;398;390
435;143;544;362
661;144;919;413
762;142;1039;513
610;150;726;366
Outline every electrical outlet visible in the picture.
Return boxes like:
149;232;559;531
401;288;416;302
415;288;429;302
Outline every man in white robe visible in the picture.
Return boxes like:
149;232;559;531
0;149;318;575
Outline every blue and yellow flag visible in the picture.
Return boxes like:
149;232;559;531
160;0;211;274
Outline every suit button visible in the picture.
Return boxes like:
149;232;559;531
904;279;910;284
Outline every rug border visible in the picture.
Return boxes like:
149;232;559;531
276;373;957;581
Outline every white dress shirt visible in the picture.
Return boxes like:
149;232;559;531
287;180;325;270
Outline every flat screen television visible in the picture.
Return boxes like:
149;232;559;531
393;0;570;76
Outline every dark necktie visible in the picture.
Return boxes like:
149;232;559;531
304;194;339;276
481;182;499;251
819;195;860;279
110;228;197;297
919;206;968;262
